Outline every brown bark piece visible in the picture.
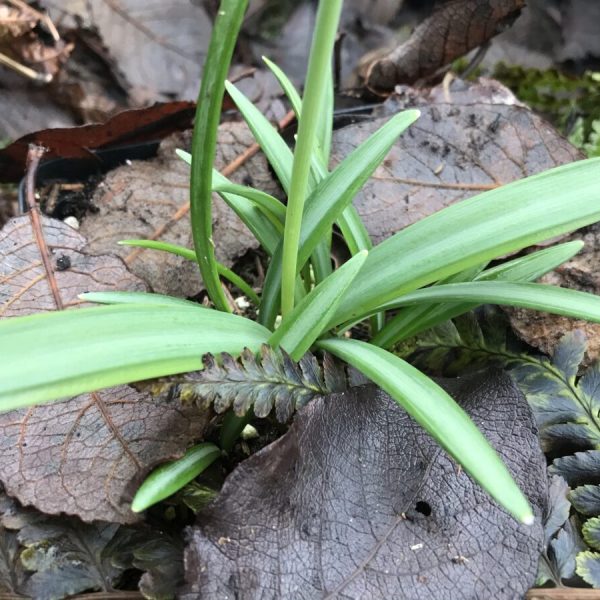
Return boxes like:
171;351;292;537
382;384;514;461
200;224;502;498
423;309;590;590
0;214;210;523
362;0;526;93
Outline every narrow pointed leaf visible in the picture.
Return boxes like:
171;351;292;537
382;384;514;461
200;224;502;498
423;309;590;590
178;148;283;254
259;109;420;328
374;241;585;347
224;81;294;193
377;281;600;323
269;251;368;360
330;158;600;326
262;56;302;118
211;178;285;227
281;0;344;315
316;337;534;525
117;239;260;304
80;291;203;308
190;0;248;312
132;443;221;512
0;305;270;410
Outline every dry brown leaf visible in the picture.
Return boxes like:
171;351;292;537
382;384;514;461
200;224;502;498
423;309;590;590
0;214;210;522
0;215;145;315
79;122;282;298
332;78;581;245
44;0;213;102
361;0;526;93
184;373;546;599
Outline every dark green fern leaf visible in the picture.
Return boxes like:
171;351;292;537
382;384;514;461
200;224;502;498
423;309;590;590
151;345;346;423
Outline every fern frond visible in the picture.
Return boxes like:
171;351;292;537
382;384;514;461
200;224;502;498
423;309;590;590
149;344;346;423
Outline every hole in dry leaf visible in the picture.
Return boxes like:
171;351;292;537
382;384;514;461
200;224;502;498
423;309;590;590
415;501;432;516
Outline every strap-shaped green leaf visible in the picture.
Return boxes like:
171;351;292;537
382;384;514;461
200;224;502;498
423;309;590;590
117;239;260;304
316;337;534;525
178;149;282;256
376;281;600;322
132;443;221;512
0;305;271;411
259;109;420;328
80;291;204;308
190;0;248;312
330;158;600;326
224;81;295;193
373;240;585;347
269;250;368;360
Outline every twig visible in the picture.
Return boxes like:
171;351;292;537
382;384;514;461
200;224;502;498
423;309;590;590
25;144;64;310
0;51;52;83
371;175;500;192
526;589;600;600
124;108;297;265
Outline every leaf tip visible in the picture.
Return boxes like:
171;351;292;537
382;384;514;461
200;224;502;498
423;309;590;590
521;512;535;526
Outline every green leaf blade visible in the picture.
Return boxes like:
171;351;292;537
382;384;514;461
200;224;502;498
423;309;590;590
132;443;221;512
378;281;600;324
331;158;600;326
316;337;534;525
269;251;368;360
190;0;248;312
0;305;271;411
373;240;585;348
258;109;420;329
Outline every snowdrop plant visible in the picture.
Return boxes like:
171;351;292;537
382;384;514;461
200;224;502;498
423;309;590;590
2;0;600;522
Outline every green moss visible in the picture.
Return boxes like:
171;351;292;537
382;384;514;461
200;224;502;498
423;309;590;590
493;64;600;156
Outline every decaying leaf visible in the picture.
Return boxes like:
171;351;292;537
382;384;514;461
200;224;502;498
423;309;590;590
0;214;146;316
331;78;581;246
0;214;210;523
45;0;213;103
359;0;526;92
151;345;346;423
182;370;546;599
79;122;280;298
0;101;195;183
0;486;184;599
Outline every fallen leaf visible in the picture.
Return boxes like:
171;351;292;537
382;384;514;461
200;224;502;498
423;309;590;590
78;123;281;298
0;214;145;316
332;78;581;246
44;0;213;103
360;0;526;93
182;370;546;599
0;214;210;523
0;101;196;183
0;70;76;143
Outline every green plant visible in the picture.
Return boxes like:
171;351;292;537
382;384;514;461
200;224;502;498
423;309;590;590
2;0;600;525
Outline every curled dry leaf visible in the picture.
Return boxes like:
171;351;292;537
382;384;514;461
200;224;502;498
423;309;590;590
0;214;210;523
183;370;546;599
0;101;196;183
360;0;526;93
